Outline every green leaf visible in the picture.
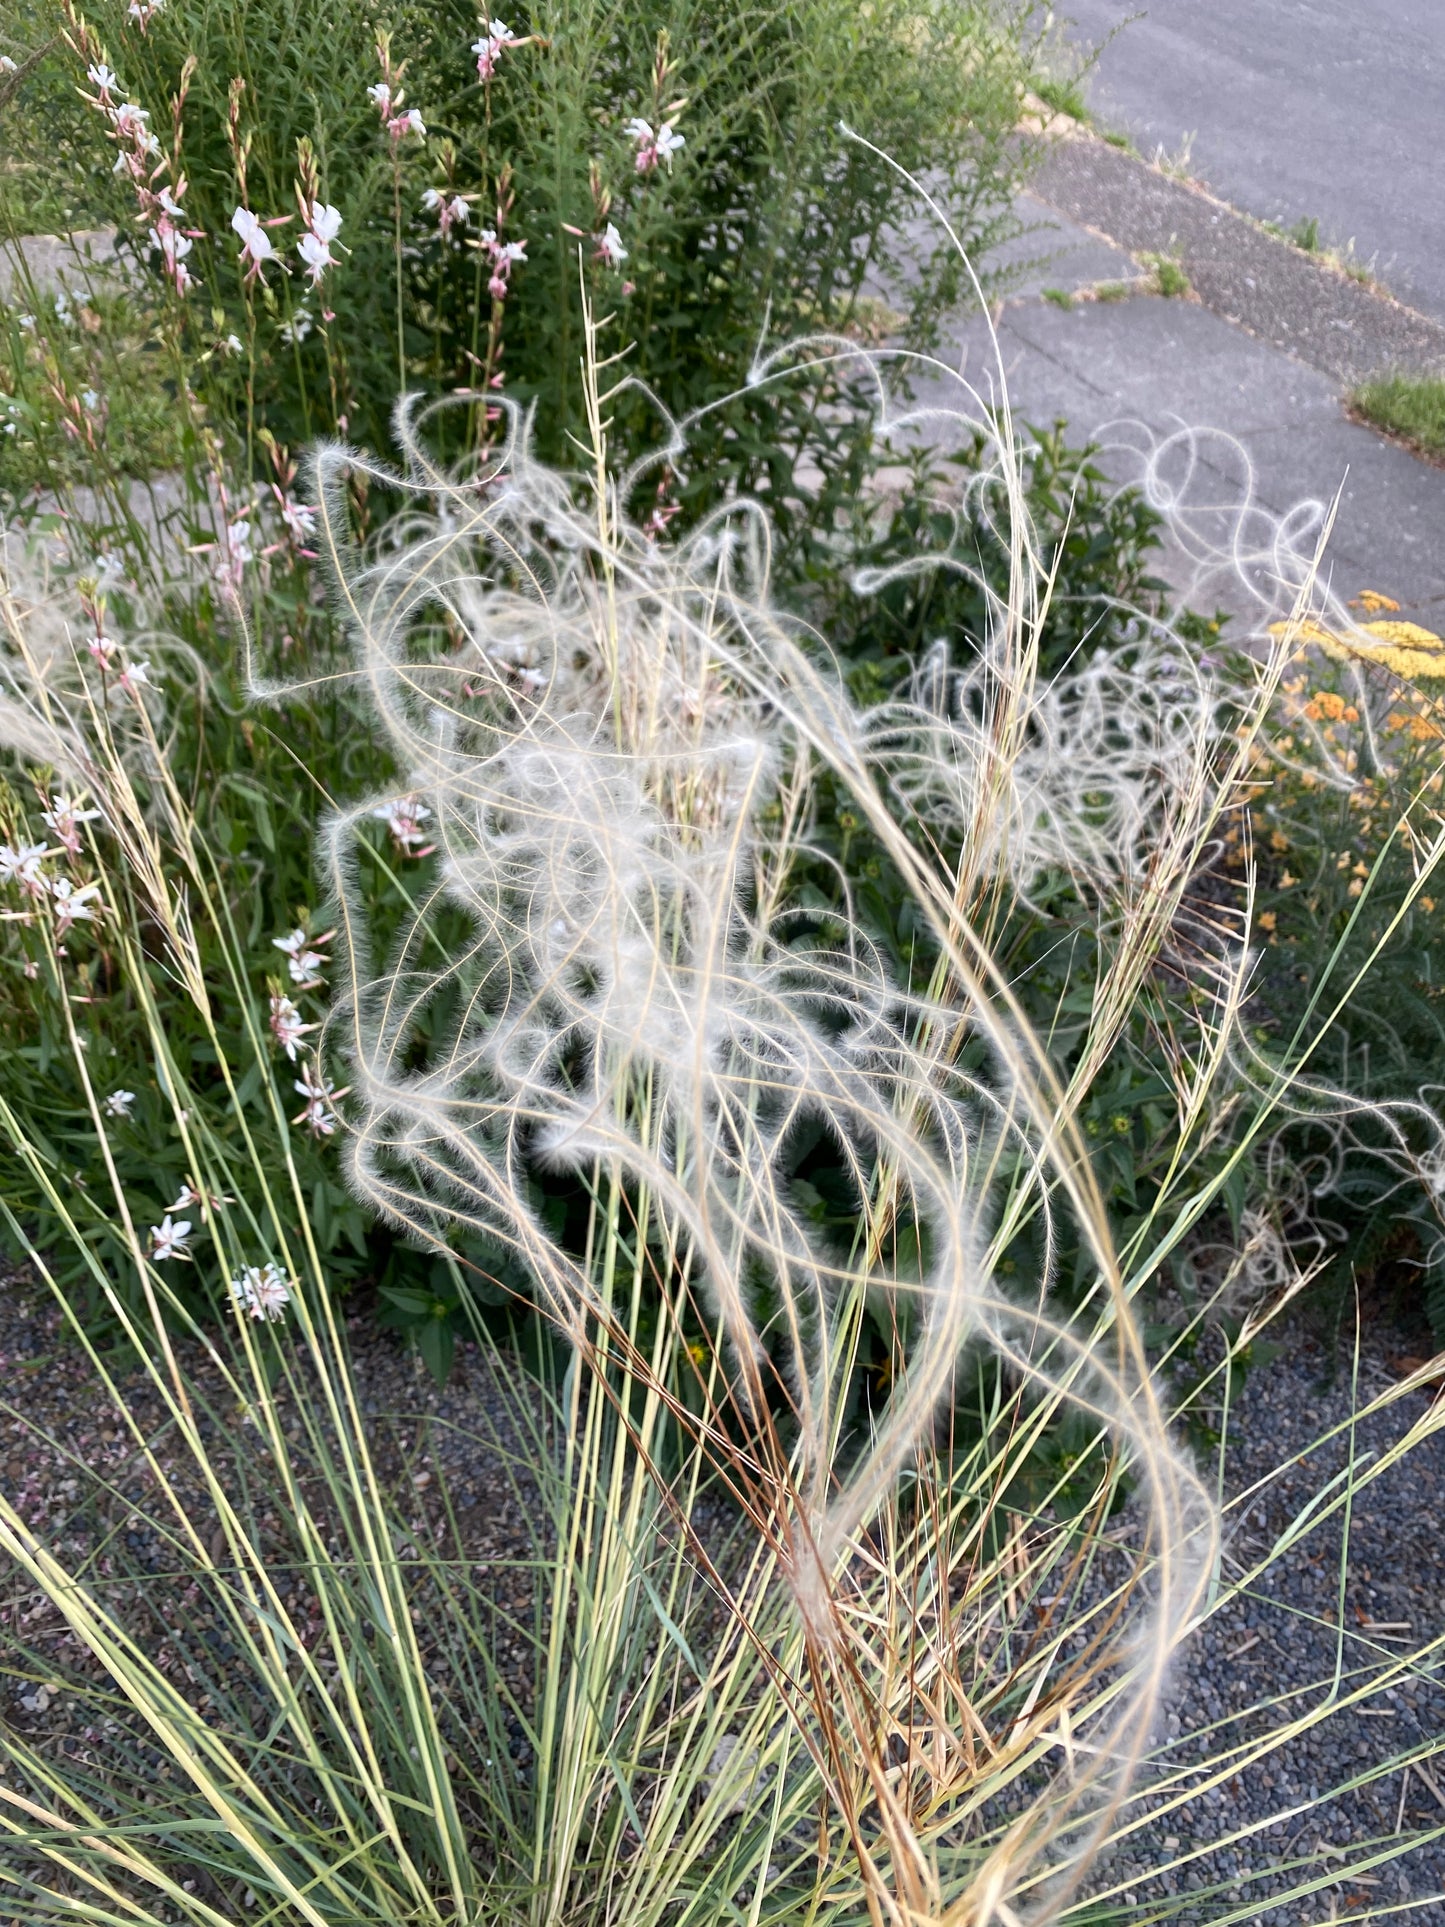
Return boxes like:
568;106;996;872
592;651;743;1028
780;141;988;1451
416;1316;455;1388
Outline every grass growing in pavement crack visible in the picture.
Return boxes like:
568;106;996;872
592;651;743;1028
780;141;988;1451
1262;214;1379;287
1139;251;1192;299
1288;214;1321;253
1351;373;1445;463
1033;73;1089;122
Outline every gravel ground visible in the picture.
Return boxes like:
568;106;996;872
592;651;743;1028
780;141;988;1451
0;1281;553;1828
1;1271;1442;1923
1083;1322;1445;1924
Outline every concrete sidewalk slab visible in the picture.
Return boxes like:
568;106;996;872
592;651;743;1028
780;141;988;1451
1059;0;1445;327
0;231;128;305
987;191;1144;303
898;287;1445;625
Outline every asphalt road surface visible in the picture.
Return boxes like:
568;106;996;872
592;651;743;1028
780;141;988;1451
1060;0;1445;324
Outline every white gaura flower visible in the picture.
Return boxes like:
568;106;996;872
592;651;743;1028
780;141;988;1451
113;102;153;144
624;117;685;173
423;187;470;242
0;842;49;896
306;201;342;245
292;1063;349;1138
51;877;102;935
273;925;334;987
87;63;120;98
472;18;522;81
214;514;255;587
388;107;426;141
480;231;526;301
149;1214;192;1262
116;657;151;696
278;308;313;345
230;1261;292;1322
127;0;166;26
156;220;196;293
230;205;275;280
103;1089;136;1118
0;55;19;75
269;992;319;1061
42;796;101;859
42;795;102;857
167;1177;234;1213
297;202;341;284
372;795;434;855
279;495;318;543
87;633;119;667
296;233;332;284
366;80;393;116
595;221;627;267
218;331;244;355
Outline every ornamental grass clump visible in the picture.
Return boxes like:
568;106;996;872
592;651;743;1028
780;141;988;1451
0;324;1443;1923
307;361;1226;1618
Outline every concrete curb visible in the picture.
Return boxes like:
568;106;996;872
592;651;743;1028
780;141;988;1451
1034;136;1445;389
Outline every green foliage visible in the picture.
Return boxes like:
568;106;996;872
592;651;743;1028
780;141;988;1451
813;423;1171;695
0;285;190;501
0;0;1058;1364
1231;650;1445;1336
1033;72;1088;121
0;8;120;232
0;666;365;1328
10;0;1042;486
1288;213;1321;253
1351;372;1445;462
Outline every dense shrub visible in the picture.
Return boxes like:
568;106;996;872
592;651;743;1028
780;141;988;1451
6;0;1042;497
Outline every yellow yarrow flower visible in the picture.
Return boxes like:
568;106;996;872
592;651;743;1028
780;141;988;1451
1269;615;1445;681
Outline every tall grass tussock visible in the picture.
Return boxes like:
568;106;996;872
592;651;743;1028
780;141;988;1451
0;249;1442;1926
2;1;1445;1904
